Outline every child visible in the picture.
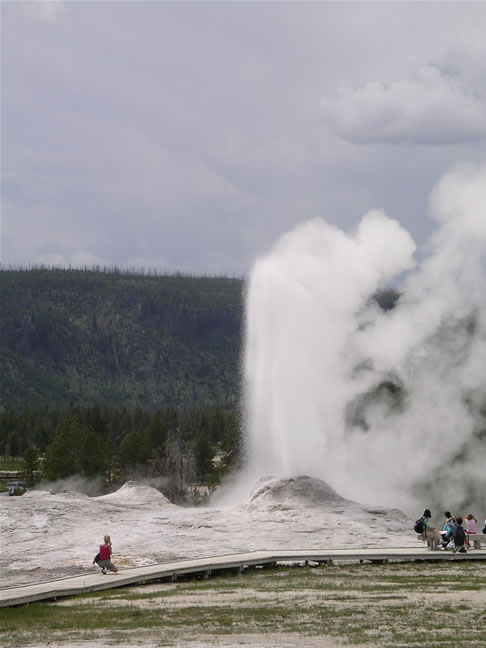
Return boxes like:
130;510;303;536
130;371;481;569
464;513;477;534
464;513;477;547
453;517;467;553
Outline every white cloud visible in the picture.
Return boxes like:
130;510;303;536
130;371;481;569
70;250;109;268
321;62;486;145
33;252;66;267
125;256;170;273
32;250;108;269
19;0;66;23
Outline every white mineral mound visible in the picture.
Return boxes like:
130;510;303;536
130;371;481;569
245;475;345;510
239;476;410;529
94;481;173;506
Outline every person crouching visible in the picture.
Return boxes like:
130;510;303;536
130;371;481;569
98;534;118;573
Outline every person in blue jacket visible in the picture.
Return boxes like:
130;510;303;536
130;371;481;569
440;511;456;549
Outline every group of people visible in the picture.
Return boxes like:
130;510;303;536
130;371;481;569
93;535;118;573
419;509;486;552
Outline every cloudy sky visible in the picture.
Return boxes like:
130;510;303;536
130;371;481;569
2;1;486;276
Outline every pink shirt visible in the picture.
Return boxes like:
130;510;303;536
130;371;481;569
465;519;477;534
99;544;111;560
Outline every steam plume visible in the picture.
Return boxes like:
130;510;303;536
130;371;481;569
243;163;486;515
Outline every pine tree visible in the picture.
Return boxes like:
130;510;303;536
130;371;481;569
193;418;213;481
21;447;40;488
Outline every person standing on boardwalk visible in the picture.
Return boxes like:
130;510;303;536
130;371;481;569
98;535;118;574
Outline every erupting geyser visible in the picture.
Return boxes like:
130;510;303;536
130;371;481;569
243;163;486;514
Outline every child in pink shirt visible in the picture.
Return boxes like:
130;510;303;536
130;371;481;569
464;513;477;534
464;513;477;547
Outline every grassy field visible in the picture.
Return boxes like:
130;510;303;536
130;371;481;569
0;459;21;492
2;561;485;647
0;458;22;471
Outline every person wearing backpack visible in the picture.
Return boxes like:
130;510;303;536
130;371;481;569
421;509;441;550
453;517;467;553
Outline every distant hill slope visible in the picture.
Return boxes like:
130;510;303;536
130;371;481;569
0;269;244;410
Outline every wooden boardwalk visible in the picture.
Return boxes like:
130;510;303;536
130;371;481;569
2;547;485;608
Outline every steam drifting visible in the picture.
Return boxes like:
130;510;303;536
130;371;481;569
244;163;486;514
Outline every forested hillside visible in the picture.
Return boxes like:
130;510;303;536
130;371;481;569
0;269;406;498
0;268;244;411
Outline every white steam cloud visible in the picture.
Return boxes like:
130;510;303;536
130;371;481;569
36;475;105;497
243;162;486;515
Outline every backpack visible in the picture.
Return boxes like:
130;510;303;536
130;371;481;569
414;518;425;534
455;526;465;546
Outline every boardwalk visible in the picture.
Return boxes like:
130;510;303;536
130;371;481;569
2;547;485;608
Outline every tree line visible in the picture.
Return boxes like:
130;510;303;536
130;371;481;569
1;403;242;502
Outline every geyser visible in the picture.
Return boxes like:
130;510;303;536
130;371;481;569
243;163;486;514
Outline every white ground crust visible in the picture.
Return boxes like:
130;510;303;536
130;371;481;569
1;476;416;589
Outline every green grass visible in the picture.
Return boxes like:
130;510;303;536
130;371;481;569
1;562;485;647
0;458;22;471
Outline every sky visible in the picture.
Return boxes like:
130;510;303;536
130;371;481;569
2;1;486;276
